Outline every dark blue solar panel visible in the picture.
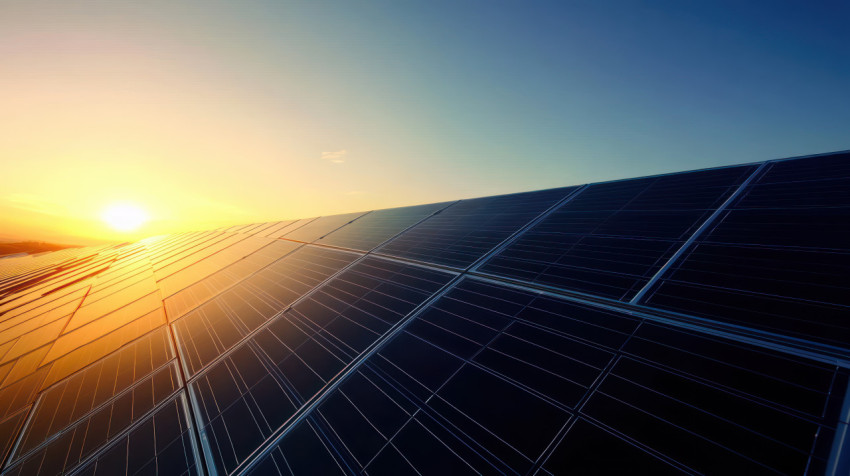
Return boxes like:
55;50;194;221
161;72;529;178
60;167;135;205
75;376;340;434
316;201;452;252
376;186;578;269
641;152;850;347
282;211;368;243
244;418;348;475
284;277;846;474
71;394;199;476
0;409;28;468
190;256;452;474
5;363;181;475
541;419;684;474
479;165;757;300
173;245;358;376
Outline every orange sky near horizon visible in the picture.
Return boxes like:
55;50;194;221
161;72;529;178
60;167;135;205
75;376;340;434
0;3;459;245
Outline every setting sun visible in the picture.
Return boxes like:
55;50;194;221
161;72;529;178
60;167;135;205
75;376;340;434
101;203;149;232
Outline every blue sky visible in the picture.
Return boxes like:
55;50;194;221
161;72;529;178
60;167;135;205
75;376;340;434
1;0;848;241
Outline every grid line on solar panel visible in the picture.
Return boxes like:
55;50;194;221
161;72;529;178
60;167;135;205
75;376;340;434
63;285;159;333
826;383;850;475
0;293;82;354
5;362;182;475
67;392;200;476
349;282;627;473
17;328;175;451
87;268;155;301
154;233;258;283
149;231;224;269
281;211;371;244
0;366;49;429
193;257;453;475
242;417;350;475
0;257;111;308
640;151;850;349
164;240;303;322
478;164;758;302
172;246;360;378
315;201;455;252
49;297;164;367
0;406;29;470
578;341;842;473
158;234;277;298
264;218;317;239
375;186;578;269
238;278;516;474
628;161;771;304
40;310;167;390
539;418;687;474
242;247;652;474
0;286;87;334
295;277;845;475
257;220;293;238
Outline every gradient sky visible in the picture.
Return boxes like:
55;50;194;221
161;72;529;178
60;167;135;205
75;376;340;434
2;0;848;244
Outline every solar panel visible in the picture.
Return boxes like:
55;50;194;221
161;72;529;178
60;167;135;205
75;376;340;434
640;152;850;347
191;256;452;474
70;394;200;476
376;187;578;269
6;362;181;474
479;165;757;300
0;151;847;475
164;239;302;321
172;245;359;377
281;211;369;243
316;201;452;252
275;277;845;474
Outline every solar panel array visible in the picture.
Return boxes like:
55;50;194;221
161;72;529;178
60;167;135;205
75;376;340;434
0;150;847;475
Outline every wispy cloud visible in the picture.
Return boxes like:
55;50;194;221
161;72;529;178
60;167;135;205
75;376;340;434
3;194;68;216
321;149;347;164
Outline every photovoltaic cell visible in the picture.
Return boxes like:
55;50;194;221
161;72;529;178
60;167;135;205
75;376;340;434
0;151;847;475
71;394;199;476
245;418;347;475
377;187;577;269
19;328;174;453
191;256;452;474
641;152;850;347
6;363;181;475
282;211;369;243
0;408;28;467
173;245;358;376
164;239;302;321
316;201;452;252
263;219;312;239
480;165;757;300
541;419;682;474
290;277;846;474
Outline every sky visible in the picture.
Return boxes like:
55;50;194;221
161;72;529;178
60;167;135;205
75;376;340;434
1;0;848;244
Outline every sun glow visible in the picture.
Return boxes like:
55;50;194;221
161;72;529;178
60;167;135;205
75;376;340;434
101;203;149;232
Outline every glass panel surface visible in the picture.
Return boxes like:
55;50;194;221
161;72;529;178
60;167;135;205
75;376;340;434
480;165;756;300
71;394;199;476
643;152;850;346
292;277;845;474
7;363;181;475
316;201;451;252
282;212;369;243
191;256;452;474
377;187;577;269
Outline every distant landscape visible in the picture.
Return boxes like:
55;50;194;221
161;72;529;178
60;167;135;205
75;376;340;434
0;241;80;258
